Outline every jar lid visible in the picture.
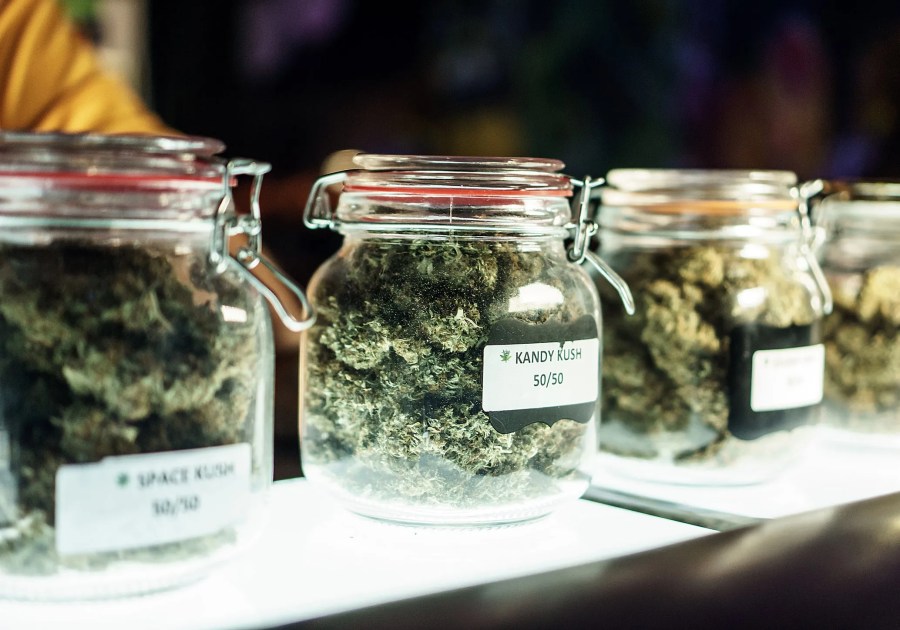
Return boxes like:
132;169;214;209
304;153;576;235
603;168;798;215
0;131;230;222
818;180;900;220
813;181;900;267
343;153;572;198
0;131;226;191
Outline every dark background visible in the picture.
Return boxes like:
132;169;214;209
147;1;900;179
139;0;900;478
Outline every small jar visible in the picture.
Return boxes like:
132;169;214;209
812;181;900;443
0;132;310;600
595;169;829;485
300;155;629;525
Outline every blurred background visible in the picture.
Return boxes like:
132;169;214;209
62;0;900;478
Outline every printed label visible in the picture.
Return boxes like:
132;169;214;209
751;344;825;412
55;443;251;556
482;315;599;434
727;323;821;440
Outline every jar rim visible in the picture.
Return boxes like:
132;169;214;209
353;153;565;172
0;131;225;156
603;168;798;215
0;131;226;189
606;168;798;190
0;132;233;224
821;179;900;204
343;153;572;198
817;180;900;225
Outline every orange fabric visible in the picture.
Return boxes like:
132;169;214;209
0;0;171;134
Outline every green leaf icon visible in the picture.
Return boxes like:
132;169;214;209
500;350;511;363
117;473;129;487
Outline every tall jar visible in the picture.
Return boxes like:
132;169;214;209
811;181;900;443
595;169;829;485
300;155;630;525
0;132;308;600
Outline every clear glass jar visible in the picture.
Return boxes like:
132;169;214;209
812;181;900;444
595;169;829;485
0;132;309;600
300;155;628;525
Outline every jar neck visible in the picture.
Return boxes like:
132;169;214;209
0;224;215;250
597;203;805;243
599;168;803;242
599;230;808;257
816;200;900;242
333;192;572;237
0;187;224;225
812;184;900;270
818;210;900;271
342;230;569;252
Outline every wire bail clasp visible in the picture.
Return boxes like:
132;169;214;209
568;175;635;315
795;179;834;315
213;158;316;332
303;171;349;230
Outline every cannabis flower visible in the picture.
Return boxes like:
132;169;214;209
302;237;596;515
823;265;900;429
598;244;819;462
0;241;262;574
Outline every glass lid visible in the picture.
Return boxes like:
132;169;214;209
602;168;799;214
0;132;232;223
816;180;900;227
0;131;226;189
344;153;572;197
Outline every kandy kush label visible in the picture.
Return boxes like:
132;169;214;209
483;315;599;434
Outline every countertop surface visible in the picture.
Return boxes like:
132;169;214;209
590;428;900;522
1;478;711;629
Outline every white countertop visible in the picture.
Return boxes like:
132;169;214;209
591;428;900;520
1;478;711;629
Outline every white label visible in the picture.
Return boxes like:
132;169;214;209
750;344;825;412
482;338;599;412
55;443;251;556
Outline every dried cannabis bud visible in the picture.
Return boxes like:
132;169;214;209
823;266;900;429
0;241;261;574
597;245;819;462
302;238;594;510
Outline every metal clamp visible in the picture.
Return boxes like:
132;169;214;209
568;176;635;315
303;171;349;230
795;180;834;315
213;158;316;332
567;175;604;264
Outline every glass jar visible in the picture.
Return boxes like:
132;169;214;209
300;155;630;525
595;169;830;485
811;181;900;444
0;132;311;600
